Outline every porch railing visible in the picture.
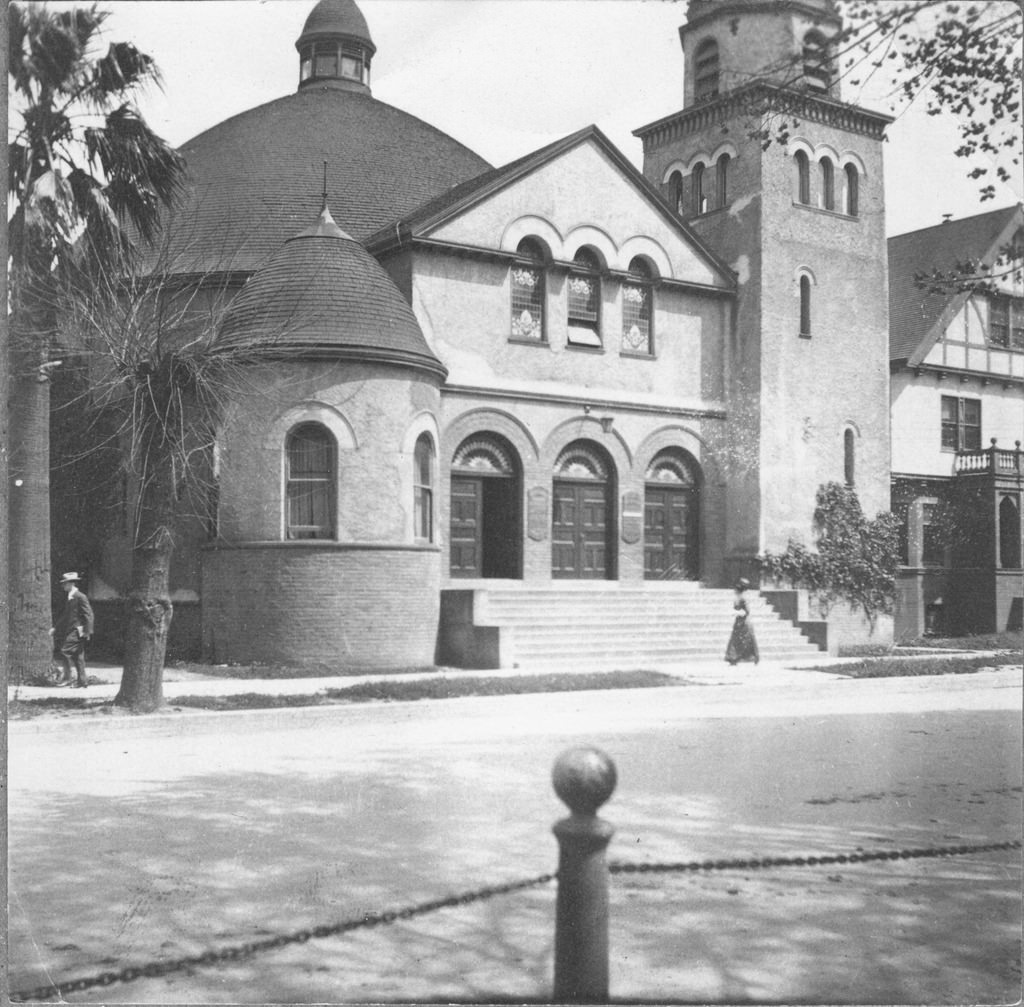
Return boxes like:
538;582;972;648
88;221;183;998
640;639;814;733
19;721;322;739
954;439;1023;476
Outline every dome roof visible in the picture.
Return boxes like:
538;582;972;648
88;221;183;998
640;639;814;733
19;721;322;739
297;0;374;52
161;88;491;274
215;205;445;379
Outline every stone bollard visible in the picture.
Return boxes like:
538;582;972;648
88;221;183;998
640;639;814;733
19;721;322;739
551;746;617;1004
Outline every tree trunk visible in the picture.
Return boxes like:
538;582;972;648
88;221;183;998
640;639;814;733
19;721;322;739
8;342;54;683
114;447;176;713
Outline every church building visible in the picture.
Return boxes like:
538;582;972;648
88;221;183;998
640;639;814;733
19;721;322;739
86;0;904;667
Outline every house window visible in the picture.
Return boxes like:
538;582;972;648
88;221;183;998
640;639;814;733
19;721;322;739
567;248;602;347
999;495;1021;569
921;503;944;566
799;275;812;337
414;434;434;542
285;422;335;539
622;257;653;356
691;162;706;215
694;39;720;100
843;429;855;486
989;295;1024;349
844;164;859;216
510;237;545;341
820;157;835;211
803;30;832;91
668;171;684;215
716;152;730;208
795;150;810;204
940;395;981;451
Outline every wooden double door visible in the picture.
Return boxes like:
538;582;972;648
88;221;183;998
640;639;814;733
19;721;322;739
644;485;699;580
450;474;520;578
552;480;612;579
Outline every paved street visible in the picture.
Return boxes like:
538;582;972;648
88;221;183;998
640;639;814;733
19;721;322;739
8;667;1022;1003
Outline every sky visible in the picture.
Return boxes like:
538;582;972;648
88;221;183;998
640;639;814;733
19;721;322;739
25;0;1024;238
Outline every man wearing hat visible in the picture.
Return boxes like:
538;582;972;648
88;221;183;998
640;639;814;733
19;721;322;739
52;572;94;688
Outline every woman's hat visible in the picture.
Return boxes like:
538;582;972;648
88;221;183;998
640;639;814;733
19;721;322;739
59;572;81;584
735;577;751;590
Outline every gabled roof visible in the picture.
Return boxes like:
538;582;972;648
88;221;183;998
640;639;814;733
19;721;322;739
363;125;736;290
888;203;1023;364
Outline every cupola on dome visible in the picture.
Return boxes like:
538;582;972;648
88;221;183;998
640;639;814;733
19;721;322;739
216;204;446;380
296;0;376;93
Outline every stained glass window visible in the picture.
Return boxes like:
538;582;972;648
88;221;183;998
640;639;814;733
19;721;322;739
622;258;653;355
510;238;545;341
568;249;601;347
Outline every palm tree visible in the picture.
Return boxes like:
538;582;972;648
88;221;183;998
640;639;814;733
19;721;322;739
7;2;184;680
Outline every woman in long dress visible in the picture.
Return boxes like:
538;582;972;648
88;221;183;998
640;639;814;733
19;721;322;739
725;578;760;665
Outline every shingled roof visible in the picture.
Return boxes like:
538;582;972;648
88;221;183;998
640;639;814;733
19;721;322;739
296;0;374;51
215;205;445;379
158;87;491;275
888;204;1023;364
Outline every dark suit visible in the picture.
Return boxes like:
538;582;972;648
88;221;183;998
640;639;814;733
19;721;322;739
54;588;95;686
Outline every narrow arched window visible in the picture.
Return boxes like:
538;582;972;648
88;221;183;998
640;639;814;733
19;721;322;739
668;171;684;214
694;39;720;100
622;257;653;356
799;275;812;337
414;433;435;542
716;152;730;208
844;164;859;216
691;161;706;215
567;248;602;347
844;429;855;486
803;30;832;91
510;237;545;341
794;150;810;205
820;157;835;211
285;423;335;539
999;495;1021;569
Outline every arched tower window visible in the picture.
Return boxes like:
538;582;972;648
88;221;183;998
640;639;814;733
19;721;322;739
285;422;336;539
799;275;812;337
567;248;602;347
844;164;859;216
716;152;730;208
413;433;435;543
794;150;811;205
510;237;546;341
622;257;653;356
820;156;835;211
802;30;832;92
691;161;706;215
999;495;1021;569
694;39;720;100
844;429;856;486
668;171;684;215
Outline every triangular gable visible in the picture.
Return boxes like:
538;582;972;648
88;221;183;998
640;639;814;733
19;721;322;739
889;204;1022;367
365;126;735;292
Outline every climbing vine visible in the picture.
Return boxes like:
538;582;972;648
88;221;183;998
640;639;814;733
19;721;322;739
759;482;901;624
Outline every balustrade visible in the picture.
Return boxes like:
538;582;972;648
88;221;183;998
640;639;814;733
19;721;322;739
955;439;1023;476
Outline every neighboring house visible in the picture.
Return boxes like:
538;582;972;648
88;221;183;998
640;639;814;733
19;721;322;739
889;205;1024;639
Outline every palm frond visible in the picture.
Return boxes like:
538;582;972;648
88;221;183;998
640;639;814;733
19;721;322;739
85;41;163;106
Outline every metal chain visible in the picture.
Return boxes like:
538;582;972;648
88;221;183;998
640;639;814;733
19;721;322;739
609;838;1022;877
9;871;556;1003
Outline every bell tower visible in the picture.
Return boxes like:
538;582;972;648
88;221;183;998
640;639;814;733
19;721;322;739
635;0;893;584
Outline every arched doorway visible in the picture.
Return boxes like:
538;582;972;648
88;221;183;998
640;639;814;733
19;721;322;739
644;450;701;580
552;441;615;579
450;434;521;578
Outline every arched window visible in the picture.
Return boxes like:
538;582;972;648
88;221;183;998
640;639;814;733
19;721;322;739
844;429;855;486
622;257;653;356
668;171;684;215
802;30;832;91
285;423;335;540
820;157;835;211
567;248;602;347
794;150;810;205
691;161;706;215
694;39;720;100
510;237;546;341
844;164;859;216
716;152;730;208
799;275;812;337
999;495;1021;569
413;434;434;542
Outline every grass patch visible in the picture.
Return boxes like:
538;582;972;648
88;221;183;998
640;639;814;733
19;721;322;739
169;670;679;711
906;631;1022;651
167;661;439;679
819;652;1021;678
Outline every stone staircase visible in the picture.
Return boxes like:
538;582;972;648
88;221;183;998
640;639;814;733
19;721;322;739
438;583;825;670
